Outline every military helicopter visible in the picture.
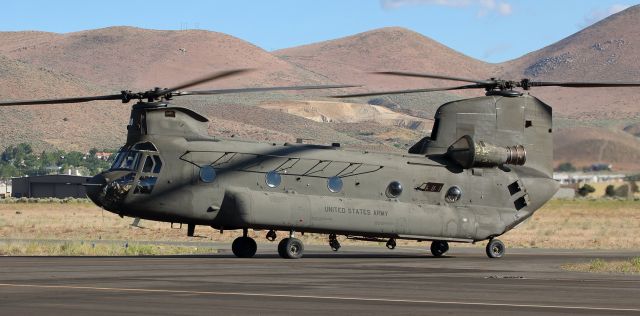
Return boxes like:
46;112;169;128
1;69;638;259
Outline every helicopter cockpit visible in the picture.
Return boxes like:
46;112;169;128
89;142;164;211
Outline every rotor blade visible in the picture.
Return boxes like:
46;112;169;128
528;81;640;88
332;84;484;98
154;69;254;98
172;84;361;96
0;94;124;106
375;71;493;85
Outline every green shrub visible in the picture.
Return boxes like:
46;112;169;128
577;184;596;197
605;185;616;197
589;258;606;270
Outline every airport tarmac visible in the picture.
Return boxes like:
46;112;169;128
0;244;639;315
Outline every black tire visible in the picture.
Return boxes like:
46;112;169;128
278;237;304;259
232;237;257;258
486;239;505;258
430;240;449;257
277;238;289;258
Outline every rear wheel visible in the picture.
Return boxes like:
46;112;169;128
278;237;304;259
430;240;449;257
486;238;505;258
232;237;257;258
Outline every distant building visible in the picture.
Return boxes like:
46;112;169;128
11;175;91;198
553;172;626;185
0;180;11;198
587;163;613;172
95;152;113;161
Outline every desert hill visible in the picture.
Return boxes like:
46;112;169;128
259;100;432;129
0;27;359;154
500;5;640;118
1;8;639;170
554;127;640;171
499;5;640;171
275;27;493;94
274;11;640;171
502;5;640;81
0;26;332;90
175;98;395;152
0;31;62;54
0;55;128;151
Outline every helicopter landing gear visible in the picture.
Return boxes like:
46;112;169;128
266;229;277;241
232;229;257;258
278;237;304;259
386;238;396;250
278;230;304;259
430;240;449;257
486;238;505;258
329;233;341;251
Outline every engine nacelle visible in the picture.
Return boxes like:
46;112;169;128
447;135;526;169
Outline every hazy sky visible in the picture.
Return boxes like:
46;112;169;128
2;1;638;63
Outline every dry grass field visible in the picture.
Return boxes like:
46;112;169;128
500;199;640;249
0;199;638;253
562;257;640;274
0;241;218;256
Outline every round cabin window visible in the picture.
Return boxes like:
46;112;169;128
445;186;462;203
327;176;343;193
386;181;403;198
265;171;282;188
199;165;216;183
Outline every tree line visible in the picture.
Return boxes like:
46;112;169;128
0;143;114;178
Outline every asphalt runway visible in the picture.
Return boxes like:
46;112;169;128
0;245;639;315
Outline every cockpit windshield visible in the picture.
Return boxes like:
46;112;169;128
110;150;142;171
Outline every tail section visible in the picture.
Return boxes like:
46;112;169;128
423;94;554;177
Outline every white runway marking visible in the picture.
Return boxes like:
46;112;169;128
1;283;639;312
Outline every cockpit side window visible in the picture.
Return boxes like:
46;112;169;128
111;151;126;170
152;155;163;173
142;156;154;173
110;150;142;171
123;152;141;170
134;155;162;195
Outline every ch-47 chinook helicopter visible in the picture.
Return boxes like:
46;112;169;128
2;69;639;259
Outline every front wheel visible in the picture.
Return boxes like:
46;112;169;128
485;238;505;258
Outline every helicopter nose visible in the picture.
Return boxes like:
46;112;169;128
85;173;107;207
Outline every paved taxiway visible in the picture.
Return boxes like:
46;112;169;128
0;245;638;315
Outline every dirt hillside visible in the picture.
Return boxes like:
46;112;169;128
1;10;639;170
0;55;128;151
500;5;640;118
259;100;432;130
275;27;493;95
0;26;331;90
554;127;640;171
